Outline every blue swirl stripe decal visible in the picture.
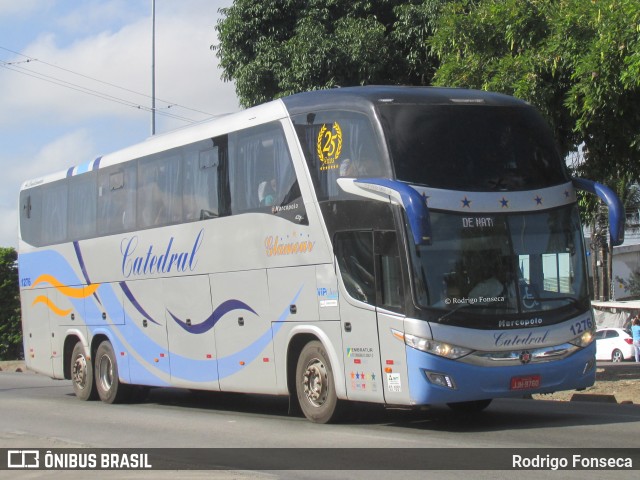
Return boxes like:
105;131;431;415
119;281;162;326
216;286;303;380
167;299;257;334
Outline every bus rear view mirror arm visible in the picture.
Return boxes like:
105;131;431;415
572;177;625;246
337;178;432;246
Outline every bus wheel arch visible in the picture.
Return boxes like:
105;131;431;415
63;334;82;380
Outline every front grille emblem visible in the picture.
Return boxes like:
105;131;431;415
519;351;532;364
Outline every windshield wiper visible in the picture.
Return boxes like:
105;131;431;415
533;296;582;308
437;303;486;324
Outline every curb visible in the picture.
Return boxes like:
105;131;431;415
0;361;28;374
570;393;618;403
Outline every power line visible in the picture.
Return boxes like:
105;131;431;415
0;46;220;122
0;60;197;123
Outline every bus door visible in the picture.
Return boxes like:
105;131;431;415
334;230;408;404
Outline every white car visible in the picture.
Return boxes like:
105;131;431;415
594;328;635;362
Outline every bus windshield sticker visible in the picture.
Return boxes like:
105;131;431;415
317;122;342;171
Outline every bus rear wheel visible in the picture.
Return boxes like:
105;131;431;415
71;342;97;401
95;340;131;404
295;341;341;423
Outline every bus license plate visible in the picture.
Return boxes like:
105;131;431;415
510;375;541;390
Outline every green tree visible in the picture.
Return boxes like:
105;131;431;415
213;0;448;107
0;247;21;360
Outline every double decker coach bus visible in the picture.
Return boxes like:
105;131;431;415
18;86;624;423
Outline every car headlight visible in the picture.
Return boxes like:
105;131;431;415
392;329;473;359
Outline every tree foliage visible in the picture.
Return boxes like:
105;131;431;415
214;0;448;107
0;247;21;360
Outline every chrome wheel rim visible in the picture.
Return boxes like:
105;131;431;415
72;355;88;390
98;354;113;392
303;358;328;407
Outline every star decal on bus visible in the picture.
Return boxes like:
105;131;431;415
461;196;472;208
500;197;509;208
534;195;543;205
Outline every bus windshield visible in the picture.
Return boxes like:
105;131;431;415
378;104;568;191
410;205;589;318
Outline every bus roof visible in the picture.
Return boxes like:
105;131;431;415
281;85;529;115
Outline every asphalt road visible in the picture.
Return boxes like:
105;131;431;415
0;371;638;479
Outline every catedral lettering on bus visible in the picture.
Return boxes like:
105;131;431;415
120;230;204;277
18;86;624;423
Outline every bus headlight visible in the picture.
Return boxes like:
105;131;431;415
393;330;472;360
569;330;595;348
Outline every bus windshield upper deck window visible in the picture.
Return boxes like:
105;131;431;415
378;105;568;192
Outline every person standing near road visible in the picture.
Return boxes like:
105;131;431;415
632;317;640;363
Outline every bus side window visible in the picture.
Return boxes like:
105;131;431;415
228;122;297;215
291;111;389;201
42;181;68;244
183;139;222;221
68;172;97;240
20;188;42;246
334;231;375;304
98;164;137;235
138;153;182;228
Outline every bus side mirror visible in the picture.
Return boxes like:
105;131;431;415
345;178;432;246
572;177;625;246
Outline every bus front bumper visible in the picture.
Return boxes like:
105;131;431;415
405;342;596;405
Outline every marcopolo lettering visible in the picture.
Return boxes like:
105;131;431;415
121;230;204;278
498;318;544;328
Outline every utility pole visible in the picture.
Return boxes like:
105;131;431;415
151;0;156;135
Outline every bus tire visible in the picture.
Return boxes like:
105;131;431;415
447;399;492;413
71;342;97;401
295;340;341;423
95;340;130;404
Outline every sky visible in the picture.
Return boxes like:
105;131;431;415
0;0;239;248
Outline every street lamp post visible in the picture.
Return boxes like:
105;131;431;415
151;0;156;135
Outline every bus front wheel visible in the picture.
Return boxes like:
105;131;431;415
95;340;130;404
295;341;341;423
71;342;97;401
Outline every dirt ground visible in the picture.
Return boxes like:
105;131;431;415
532;363;640;405
2;360;639;405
